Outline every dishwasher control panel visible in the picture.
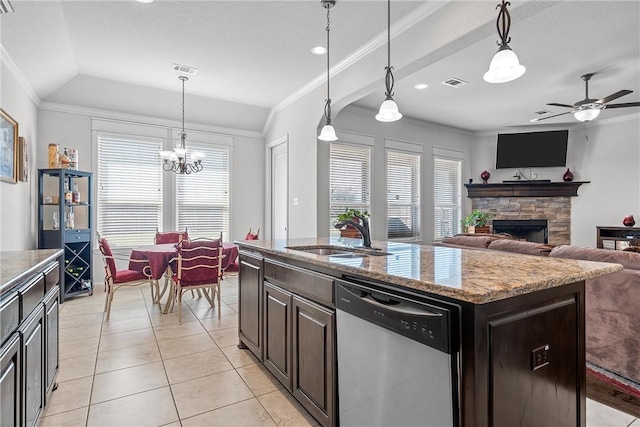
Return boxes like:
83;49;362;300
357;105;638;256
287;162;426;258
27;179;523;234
336;279;453;353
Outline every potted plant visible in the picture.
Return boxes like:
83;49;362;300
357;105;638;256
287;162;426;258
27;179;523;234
461;210;494;234
336;208;370;238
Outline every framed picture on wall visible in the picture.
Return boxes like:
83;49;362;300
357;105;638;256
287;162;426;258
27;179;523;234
18;137;28;182
1;109;19;184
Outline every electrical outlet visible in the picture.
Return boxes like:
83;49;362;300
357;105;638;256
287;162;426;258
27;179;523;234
531;344;550;371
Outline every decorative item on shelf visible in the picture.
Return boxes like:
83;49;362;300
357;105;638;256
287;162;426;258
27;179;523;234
72;182;80;203
68;148;78;170
623;215;636;227
52;212;59;230
59;148;70;169
159;75;204;174
336;208;369;238
483;0;526;84
481;169;491;184
64;181;72;204
375;0;402;122
317;0;338;141
563;168;574;182
48;143;59;168
461;210;494;234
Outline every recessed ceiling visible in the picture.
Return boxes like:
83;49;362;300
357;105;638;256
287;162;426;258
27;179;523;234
1;1;638;133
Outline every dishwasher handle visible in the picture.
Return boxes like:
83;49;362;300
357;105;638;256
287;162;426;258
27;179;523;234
364;292;443;317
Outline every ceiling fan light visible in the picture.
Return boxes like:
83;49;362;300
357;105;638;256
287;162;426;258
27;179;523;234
483;46;526;83
318;124;338;141
574;108;601;122
375;98;402;122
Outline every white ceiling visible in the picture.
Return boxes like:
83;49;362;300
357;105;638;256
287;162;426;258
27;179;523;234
1;0;639;133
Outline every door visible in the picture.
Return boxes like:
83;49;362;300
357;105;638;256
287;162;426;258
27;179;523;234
271;142;288;240
292;295;335;426
20;306;44;427
263;282;292;389
0;333;21;427
238;252;263;360
44;287;59;399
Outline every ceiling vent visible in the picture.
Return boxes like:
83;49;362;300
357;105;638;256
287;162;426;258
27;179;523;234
441;77;467;88
172;63;198;75
534;110;552;115
0;0;15;14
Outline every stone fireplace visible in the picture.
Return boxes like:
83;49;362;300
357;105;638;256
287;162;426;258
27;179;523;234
465;182;588;246
493;219;549;244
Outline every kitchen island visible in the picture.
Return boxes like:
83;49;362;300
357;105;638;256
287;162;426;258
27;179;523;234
235;238;622;427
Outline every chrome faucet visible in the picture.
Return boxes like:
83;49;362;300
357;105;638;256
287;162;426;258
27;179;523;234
334;213;372;248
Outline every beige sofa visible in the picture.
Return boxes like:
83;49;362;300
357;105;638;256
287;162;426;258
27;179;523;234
435;235;640;387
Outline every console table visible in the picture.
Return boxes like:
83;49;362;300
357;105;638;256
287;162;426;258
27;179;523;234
596;226;640;250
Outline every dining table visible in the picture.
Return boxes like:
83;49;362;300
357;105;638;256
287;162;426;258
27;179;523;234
129;242;239;313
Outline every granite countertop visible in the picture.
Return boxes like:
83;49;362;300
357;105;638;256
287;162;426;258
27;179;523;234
235;237;623;304
0;249;63;295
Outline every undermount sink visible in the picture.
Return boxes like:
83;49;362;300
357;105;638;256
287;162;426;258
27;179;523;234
286;245;390;257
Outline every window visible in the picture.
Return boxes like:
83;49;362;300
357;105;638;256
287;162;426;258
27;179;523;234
387;146;421;240
96;120;233;248
97;134;163;247
176;142;230;240
329;142;371;236
433;148;463;240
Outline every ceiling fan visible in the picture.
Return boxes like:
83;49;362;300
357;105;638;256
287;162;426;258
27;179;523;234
531;73;640;123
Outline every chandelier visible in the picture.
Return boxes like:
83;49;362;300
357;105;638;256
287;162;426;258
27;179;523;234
160;75;204;174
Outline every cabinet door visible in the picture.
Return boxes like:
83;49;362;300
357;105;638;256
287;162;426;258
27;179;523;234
20;306;44;427
44;287;59;399
292;296;335;427
238;253;263;360
263;282;292;389
0;333;21;427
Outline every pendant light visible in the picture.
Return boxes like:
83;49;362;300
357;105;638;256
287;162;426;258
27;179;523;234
160;76;204;174
375;0;402;122
483;0;526;84
318;0;338;142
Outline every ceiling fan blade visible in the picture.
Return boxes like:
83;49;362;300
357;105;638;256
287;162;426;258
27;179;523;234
603;102;640;109
547;103;574;108
531;111;573;122
596;90;632;104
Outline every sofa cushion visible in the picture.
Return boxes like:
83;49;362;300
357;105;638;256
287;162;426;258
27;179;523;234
549;245;640;271
440;234;510;249
488;239;554;256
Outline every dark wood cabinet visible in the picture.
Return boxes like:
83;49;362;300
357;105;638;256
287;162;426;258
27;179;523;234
20;306;44;427
596;226;640;250
0;333;21;427
44;287;59;400
292;296;335;427
263;282;292;388
238;251;263;360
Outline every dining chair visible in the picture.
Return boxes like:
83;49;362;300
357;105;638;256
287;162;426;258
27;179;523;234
154;227;189;244
171;238;224;322
96;232;154;320
245;227;260;240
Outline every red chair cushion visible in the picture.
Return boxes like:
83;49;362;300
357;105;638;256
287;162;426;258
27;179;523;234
99;238;117;277
244;231;259;240
114;269;148;284
155;231;189;244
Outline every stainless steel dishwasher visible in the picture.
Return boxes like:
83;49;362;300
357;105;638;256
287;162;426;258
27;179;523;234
336;278;460;427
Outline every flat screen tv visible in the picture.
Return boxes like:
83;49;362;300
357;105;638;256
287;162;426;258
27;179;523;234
496;130;568;169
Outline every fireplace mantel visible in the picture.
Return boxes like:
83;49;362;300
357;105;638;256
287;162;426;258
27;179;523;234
465;181;589;198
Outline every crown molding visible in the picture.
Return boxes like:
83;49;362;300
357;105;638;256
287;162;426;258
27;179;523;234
0;43;40;106
262;1;446;135
39;101;264;140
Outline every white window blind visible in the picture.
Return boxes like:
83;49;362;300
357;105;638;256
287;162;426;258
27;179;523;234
433;151;462;240
329;143;371;236
387;150;421;240
176;143;230;240
97;134;163;247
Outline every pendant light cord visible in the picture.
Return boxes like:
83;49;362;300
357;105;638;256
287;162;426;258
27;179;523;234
180;76;187;149
384;0;394;99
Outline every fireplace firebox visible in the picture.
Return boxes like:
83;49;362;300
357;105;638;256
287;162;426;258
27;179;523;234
493;219;548;244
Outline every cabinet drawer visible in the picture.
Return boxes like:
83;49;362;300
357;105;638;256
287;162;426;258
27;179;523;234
19;275;45;321
64;230;91;242
44;263;60;293
265;259;334;307
0;292;20;345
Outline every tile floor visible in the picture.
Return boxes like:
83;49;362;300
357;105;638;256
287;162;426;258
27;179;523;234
38;275;639;427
